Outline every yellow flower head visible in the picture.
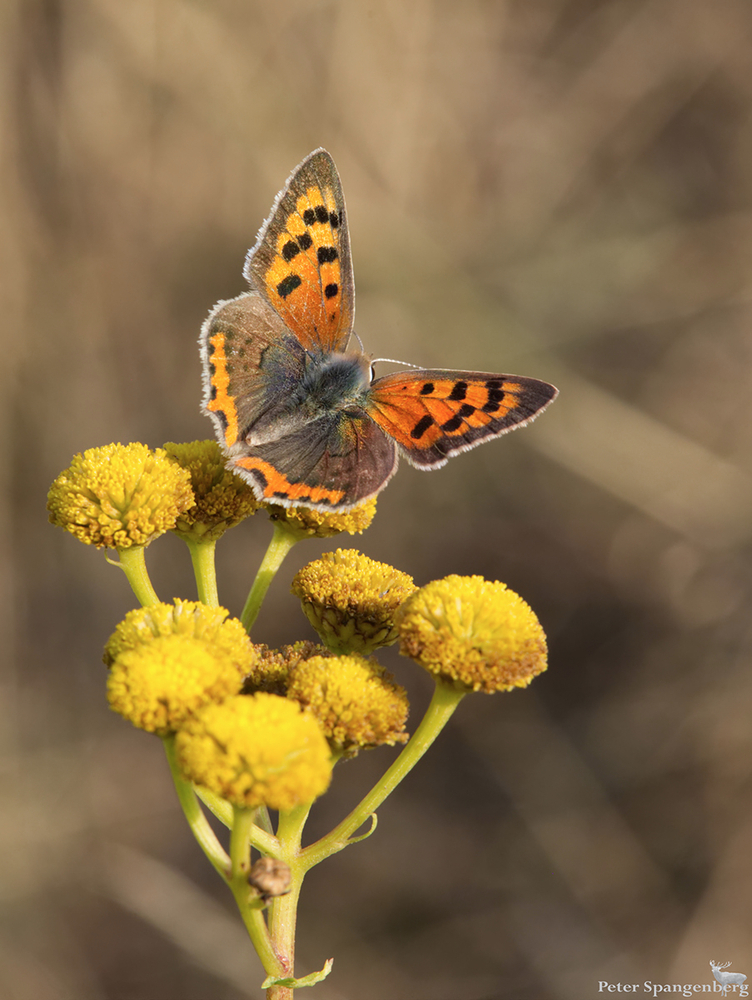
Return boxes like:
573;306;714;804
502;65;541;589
287;654;409;755
267;498;378;539
175;693;332;810
47;443;194;549
396;576;547;693
163;440;260;542
242;641;332;696
291;549;417;654
103;599;255;671
107;633;247;734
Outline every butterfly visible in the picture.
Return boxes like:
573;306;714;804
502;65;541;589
200;149;557;511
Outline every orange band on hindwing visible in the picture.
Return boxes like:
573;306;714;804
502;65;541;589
234;456;346;505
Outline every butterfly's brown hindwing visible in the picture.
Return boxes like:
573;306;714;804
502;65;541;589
244;149;354;355
200;292;301;450
232;409;398;510
366;371;558;468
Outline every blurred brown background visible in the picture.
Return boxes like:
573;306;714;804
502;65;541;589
6;1;752;997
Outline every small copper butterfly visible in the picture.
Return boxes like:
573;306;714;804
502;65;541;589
200;149;558;511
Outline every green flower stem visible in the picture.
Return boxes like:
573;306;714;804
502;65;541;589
185;537;219;607
195;787;280;857
230;806;256;876
240;523;300;633
162;735;230;879
266;802;314;991
167;746;282;977
301;681;466;870
116;545;160;606
230;888;282;982
229;806;287;981
228;880;283;980
194;785;234;829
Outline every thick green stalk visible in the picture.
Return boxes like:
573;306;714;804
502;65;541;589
116;545;160;606
227;806;284;978
185;537;219;607
265;802;313;1000
230;806;255;876
240;523;300;633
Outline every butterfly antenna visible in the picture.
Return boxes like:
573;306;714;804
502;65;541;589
371;357;420;369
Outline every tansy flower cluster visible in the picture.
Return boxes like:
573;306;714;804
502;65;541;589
164;440;261;542
175;694;333;811
104;601;337;806
291;549;417;654
48;436;551;994
104;600;256;735
396;576;548;693
287;654;409;755
47;443;194;549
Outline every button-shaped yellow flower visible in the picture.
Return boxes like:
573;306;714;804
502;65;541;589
163;440;260;542
103;599;255;670
47;443;194;549
267;498;377;539
107;633;247;734
291;549;417;654
286;654;409;755
175;694;332;810
396;576;547;693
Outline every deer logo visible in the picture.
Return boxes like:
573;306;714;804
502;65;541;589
710;960;748;995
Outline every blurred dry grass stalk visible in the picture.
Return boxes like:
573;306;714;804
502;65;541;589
4;1;752;998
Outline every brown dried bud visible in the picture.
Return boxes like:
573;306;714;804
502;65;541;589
248;857;292;903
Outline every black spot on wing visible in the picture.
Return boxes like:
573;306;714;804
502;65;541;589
298;232;313;251
419;382;435;395
277;274;302;298
282;241;301;261
411;415;434;439
317;246;338;264
324;283;338;299
483;386;506;413
441;414;464;433
449;381;468;401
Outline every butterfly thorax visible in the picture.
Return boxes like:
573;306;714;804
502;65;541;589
294;351;371;415
240;349;371;449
